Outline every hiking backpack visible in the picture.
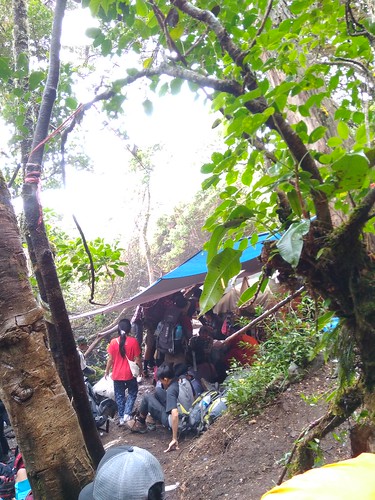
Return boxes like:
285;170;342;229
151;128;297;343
179;389;228;435
177;376;195;414
155;305;184;354
85;378;117;432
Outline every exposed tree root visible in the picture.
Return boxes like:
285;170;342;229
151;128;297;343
277;383;364;484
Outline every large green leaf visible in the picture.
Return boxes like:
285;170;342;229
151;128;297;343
200;247;242;314
331;153;370;191
276;219;311;268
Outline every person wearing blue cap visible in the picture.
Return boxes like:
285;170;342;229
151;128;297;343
79;445;165;500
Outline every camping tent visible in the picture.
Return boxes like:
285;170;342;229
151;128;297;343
70;231;278;320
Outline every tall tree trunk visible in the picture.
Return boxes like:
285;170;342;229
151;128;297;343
20;0;104;466
13;0;70;398
0;173;94;499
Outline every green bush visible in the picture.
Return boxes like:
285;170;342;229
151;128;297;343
225;295;323;416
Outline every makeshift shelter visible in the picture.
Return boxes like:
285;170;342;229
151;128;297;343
70;231;278;321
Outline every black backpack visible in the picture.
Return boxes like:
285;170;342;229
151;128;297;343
85;379;117;432
155;305;184;354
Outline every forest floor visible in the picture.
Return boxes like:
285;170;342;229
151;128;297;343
99;361;352;500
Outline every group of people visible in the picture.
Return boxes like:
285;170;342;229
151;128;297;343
91;289;259;453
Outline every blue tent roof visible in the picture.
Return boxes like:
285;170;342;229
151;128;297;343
164;231;276;279
70;232;278;320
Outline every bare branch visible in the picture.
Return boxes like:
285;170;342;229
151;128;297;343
345;0;375;44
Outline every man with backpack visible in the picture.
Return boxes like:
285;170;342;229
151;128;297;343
126;363;195;453
155;294;193;369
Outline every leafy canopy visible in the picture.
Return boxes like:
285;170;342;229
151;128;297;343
84;0;374;310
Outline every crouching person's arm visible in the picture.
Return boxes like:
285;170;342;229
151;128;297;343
164;408;179;453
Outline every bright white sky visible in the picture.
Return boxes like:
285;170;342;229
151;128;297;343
41;6;223;242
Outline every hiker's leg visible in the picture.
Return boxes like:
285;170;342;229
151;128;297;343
124;378;138;416
145;394;169;427
154;386;167;406
113;380;126;418
139;393;168;426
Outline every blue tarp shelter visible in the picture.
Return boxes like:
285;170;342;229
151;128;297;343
70;232;278;320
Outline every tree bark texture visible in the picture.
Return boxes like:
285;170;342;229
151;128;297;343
21;0;104;466
0;174;94;499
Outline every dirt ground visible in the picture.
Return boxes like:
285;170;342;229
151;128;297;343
100;361;352;500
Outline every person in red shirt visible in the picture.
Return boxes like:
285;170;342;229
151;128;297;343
105;318;142;425
223;332;258;368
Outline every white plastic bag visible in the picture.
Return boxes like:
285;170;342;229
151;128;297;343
93;374;115;401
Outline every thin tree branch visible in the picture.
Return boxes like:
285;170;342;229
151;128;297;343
345;0;375;44
222;286;305;347
249;0;274;50
320;57;375;90
149;0;188;65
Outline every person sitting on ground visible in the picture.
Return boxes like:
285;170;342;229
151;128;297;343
76;336;96;377
126;363;194;453
79;445;165;500
105;318;142;425
261;452;375;499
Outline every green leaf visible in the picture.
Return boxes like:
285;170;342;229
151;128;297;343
142;99;153;115
317;311;336;331
331;153;370;190
308;126;327;144
170;78;183;95
200;247;242;314
16;53;29;74
65;97;78;110
101;38;112;56
158;82;169;96
287;189;302;216
136;0;148;17
169;25;184;41
206;225;227;263
337;121;349;140
86;27;102;39
276;219;311;268
28;71;45;90
327;137;343;147
143;57;153;69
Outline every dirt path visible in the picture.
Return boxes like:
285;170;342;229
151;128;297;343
101;362;351;499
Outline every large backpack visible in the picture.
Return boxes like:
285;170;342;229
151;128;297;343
85;378;117;432
155;305;184;354
169;376;195;433
179;389;228;435
177;376;195;416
